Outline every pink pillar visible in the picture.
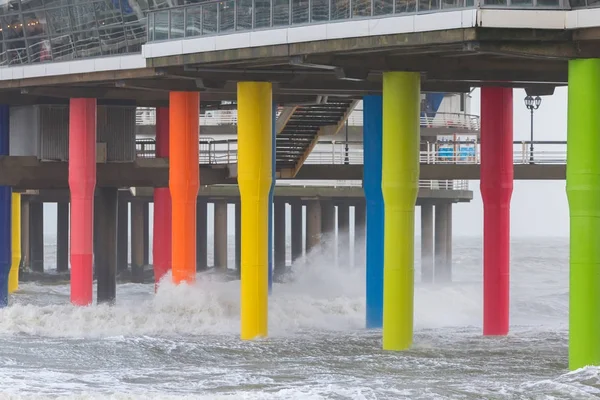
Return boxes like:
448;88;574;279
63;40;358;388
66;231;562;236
480;87;514;335
153;107;172;289
69;98;97;306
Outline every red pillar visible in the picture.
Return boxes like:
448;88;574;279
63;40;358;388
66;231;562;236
153;107;171;289
480;87;514;335
69;98;97;306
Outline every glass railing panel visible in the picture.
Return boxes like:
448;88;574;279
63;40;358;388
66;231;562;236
255;0;273;27
292;0;309;24
395;0;417;12
273;0;291;25
219;1;236;33
203;3;219;35
311;0;330;21
353;0;372;17
170;9;185;39
186;6;203;37
331;0;351;20
373;0;393;15
236;0;253;30
154;10;170;41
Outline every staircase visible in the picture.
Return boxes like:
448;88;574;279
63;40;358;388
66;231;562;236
276;98;358;178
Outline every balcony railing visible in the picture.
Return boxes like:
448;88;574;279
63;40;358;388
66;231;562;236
135;107;480;131
135;138;567;165
146;0;574;43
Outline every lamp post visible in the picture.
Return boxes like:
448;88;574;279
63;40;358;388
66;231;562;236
524;95;542;164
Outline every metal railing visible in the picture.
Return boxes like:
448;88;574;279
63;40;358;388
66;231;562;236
136;138;567;166
136;107;480;131
146;0;578;43
275;179;469;190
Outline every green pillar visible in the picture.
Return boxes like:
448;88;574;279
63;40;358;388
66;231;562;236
567;58;600;370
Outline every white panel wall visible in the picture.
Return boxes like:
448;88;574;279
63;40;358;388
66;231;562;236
10;106;40;156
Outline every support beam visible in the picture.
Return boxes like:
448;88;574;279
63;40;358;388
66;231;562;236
0;105;9;306
69;98;97;306
197;199;208;271
363;94;384;328
56;202;69;273
306;200;322;253
337;203;350;264
290;201;303;264
354;202;366;268
321;200;335;237
153;107;172;288
213;201;228;269
420;203;434;283
238;81;272;340
481;87;513;337
9;193;20;293
117;193;128;273
21;200;29;272
95;187;117;304
142;202;150;267
268;102;276;292
29;202;44;273
131;200;145;283
567;59;600;370
234;201;241;274
381;72;420;351
273;199;286;276
170;91;200;284
446;203;453;282
434;203;449;283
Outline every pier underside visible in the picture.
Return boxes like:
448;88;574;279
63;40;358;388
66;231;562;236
0;27;594;107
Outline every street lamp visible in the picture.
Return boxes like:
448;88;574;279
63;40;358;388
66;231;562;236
524;95;542;164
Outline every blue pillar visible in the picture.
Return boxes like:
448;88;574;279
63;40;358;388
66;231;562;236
0;105;10;307
268;102;276;293
364;96;384;328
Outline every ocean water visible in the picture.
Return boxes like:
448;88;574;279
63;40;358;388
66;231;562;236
0;235;594;399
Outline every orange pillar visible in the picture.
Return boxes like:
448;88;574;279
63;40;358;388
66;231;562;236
169;92;200;284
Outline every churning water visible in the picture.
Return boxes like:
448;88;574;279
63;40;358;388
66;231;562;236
0;235;594;399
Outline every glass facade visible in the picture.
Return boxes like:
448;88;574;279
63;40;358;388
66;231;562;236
0;0;188;66
0;0;592;66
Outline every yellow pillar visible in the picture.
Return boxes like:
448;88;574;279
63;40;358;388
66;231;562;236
237;82;272;340
381;72;420;350
9;193;20;293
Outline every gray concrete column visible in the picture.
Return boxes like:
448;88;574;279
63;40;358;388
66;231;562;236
95;188;118;304
337;202;350;264
291;201;303;263
197;199;208;271
421;203;434;283
354;202;366;239
274;199;286;275
321;200;335;237
21;199;30;271
354;202;366;267
131;200;145;283
446;203;453;282
56;202;69;273
117;193;129;273
143;202;150;266
29;201;44;273
306;200;322;253
214;201;228;269
235;201;241;274
434;203;450;283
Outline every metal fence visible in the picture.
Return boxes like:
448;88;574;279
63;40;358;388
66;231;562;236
136;138;567;166
136;107;480;131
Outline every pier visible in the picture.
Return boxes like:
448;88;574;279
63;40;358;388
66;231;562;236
0;0;599;374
